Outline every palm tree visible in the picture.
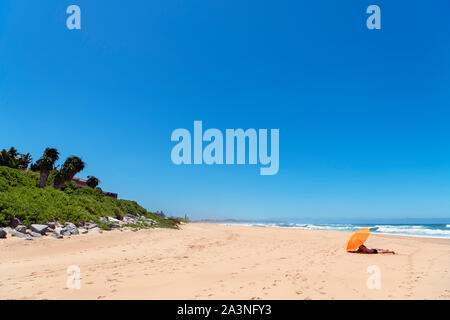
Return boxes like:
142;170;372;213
37;148;59;188
86;176;100;188
17;153;32;170
53;156;85;189
7;147;18;158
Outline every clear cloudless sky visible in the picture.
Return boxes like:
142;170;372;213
1;1;449;221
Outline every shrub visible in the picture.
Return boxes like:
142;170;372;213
0;167;180;229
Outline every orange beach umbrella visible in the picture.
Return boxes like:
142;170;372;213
346;228;370;251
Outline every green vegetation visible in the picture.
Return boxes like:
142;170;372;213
0;147;32;170
0;146;184;231
87;176;100;189
0;166;182;230
53;156;85;189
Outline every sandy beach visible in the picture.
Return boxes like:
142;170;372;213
1;223;449;300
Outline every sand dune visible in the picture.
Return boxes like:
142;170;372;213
1;223;449;300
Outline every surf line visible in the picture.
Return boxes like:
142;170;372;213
170;121;279;175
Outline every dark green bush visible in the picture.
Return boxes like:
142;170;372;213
0;167;181;229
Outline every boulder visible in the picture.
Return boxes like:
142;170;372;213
99;217;107;223
59;223;79;236
90;227;103;233
88;223;99;229
46;222;56;229
65;223;79;235
123;216;137;224
49;232;63;239
2;227;13;234
9;217;21;228
107;216;120;223
0;229;6;239
15;225;27;234
60;229;71;236
80;228;88;234
11;230;28;238
28;231;43;238
30;224;49;235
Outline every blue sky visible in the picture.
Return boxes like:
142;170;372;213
1;1;449;221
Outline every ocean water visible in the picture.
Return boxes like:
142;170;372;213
219;222;450;239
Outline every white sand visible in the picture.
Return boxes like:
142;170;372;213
1;223;449;300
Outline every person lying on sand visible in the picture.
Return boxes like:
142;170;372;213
350;244;395;254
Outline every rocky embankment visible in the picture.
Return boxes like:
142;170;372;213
0;214;156;241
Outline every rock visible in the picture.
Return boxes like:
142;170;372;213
59;223;80;237
109;223;121;229
123;216;137;224
30;224;49;235
9;217;21;228
107;216;120;223
0;229;6;239
15;225;27;234
90;227;102;233
140;217;156;225
65;223;79;235
131;228;138;232
99;217;107;223
46;222;56;229
60;229;71;236
3;226;12;232
49;232;63;239
88;223;99;229
80;228;88;234
28;231;43;238
11;230;28;238
25;236;33;241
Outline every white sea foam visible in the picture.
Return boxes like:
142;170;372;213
220;222;450;239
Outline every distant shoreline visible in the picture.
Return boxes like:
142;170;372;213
194;220;450;239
